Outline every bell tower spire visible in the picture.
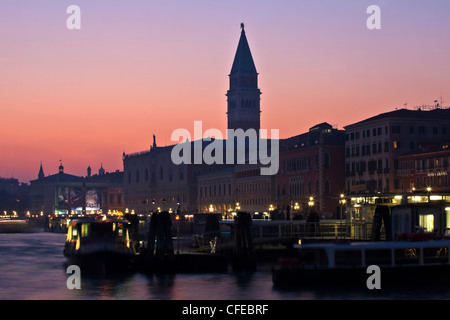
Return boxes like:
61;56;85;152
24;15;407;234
38;162;45;179
226;23;261;132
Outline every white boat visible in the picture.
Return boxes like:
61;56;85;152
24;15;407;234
272;239;450;287
63;216;139;273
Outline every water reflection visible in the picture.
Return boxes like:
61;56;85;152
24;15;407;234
1;233;450;300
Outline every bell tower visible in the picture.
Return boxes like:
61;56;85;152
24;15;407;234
227;24;261;132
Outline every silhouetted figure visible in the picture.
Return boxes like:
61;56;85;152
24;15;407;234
371;205;392;241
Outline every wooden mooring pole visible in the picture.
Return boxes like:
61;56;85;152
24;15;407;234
232;212;256;272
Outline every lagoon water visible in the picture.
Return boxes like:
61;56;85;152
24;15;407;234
0;233;449;300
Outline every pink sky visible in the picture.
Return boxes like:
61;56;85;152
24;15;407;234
1;1;450;182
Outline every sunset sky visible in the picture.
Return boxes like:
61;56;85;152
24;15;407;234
2;0;450;183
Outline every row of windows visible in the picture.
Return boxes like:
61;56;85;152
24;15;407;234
412;175;449;189
347;126;387;141
346;179;389;194
107;194;122;205
346;159;390;174
400;157;450;171
228;99;259;110
278;179;331;197
346;140;423;158
200;183;232;198
282;153;330;173
236;181;271;193
127;167;184;184
346;125;448;141
287;180;332;197
346;142;389;157
236;197;271;207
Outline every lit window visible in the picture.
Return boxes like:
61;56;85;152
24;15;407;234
419;214;434;232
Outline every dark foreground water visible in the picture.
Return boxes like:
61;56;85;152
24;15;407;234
0;232;449;300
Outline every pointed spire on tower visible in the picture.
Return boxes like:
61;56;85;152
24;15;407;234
38;162;45;179
227;24;261;132
230;23;257;75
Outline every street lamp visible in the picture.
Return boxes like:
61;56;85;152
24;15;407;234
308;196;314;208
339;194;346;239
427;187;432;202
268;204;275;218
235;202;241;211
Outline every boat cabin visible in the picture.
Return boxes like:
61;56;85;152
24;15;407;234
295;240;450;269
65;216;138;256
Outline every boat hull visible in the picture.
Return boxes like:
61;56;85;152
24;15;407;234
65;251;136;274
272;264;450;287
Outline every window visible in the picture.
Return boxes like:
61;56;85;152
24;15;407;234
136;170;140;183
419;214;434;232
392;126;400;134
179;168;184;180
324;153;330;169
324;181;330;195
393;141;399;149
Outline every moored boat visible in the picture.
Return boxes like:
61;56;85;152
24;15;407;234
63;216;140;274
0;218;40;233
272;239;450;287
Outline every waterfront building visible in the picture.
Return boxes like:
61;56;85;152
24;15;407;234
197;167;235;216
344;108;450;194
396;141;450;193
122;140;208;214
276;123;345;219
234;164;276;218
29;162;123;216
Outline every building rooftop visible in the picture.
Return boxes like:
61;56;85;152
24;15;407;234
345;108;450;129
